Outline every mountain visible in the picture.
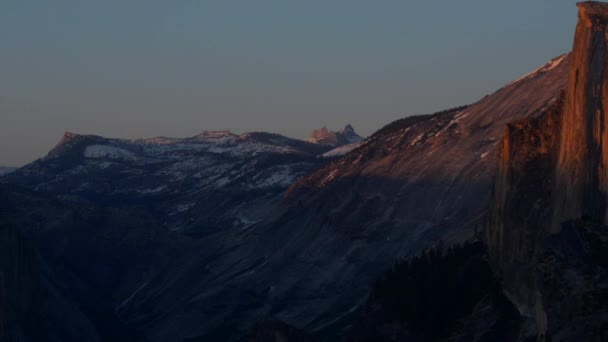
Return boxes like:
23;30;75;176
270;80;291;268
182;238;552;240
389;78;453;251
3;130;331;236
306;124;363;146
344;3;608;341
554;1;608;226
0;166;16;176
486;1;608;339
2;51;570;341
1;5;594;341
0;129;335;341
108;55;569;341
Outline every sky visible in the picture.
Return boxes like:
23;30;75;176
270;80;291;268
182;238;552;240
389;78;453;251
1;1;578;166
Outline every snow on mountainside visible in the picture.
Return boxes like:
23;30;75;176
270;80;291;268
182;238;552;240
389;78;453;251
507;54;569;86
113;54;572;341
84;145;138;161
0;53;574;342
321;142;362;158
3;130;332;235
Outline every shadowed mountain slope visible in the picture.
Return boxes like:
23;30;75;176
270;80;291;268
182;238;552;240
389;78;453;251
3;131;331;237
115;54;571;341
0;19;577;342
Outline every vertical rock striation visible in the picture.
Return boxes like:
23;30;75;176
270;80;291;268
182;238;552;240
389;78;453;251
487;2;608;339
555;1;608;226
487;93;565;317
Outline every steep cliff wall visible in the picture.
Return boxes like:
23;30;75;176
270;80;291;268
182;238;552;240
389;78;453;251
555;1;608;226
487;2;608;339
486;94;565;339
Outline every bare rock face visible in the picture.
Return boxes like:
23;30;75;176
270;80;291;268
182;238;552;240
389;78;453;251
486;2;608;339
486;93;565;323
555;1;608;227
307;125;362;146
308;127;338;145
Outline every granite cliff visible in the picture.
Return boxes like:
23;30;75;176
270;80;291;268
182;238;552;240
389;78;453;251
487;2;608;339
555;1;608;226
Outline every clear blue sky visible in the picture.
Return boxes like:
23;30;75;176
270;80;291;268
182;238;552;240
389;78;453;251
1;1;577;166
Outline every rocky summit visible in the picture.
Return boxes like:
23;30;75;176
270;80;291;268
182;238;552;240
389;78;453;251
306;124;363;146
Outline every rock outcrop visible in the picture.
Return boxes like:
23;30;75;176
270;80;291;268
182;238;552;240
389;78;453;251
486;92;565;334
306;124;362;146
486;2;608;339
555;1;608;227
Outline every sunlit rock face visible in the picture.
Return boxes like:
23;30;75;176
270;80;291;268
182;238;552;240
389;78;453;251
486;2;608;339
306;124;363;146
555;1;608;226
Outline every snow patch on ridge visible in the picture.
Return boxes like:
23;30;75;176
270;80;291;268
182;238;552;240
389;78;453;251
84;145;137;161
321;142;361;158
507;54;568;86
251;166;298;188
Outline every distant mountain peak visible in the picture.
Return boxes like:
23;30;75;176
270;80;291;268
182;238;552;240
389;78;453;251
306;124;362;146
339;124;355;135
50;131;85;153
61;131;80;143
